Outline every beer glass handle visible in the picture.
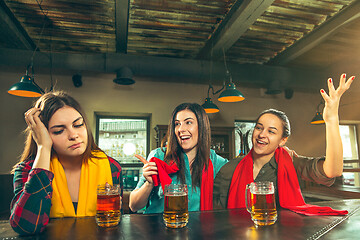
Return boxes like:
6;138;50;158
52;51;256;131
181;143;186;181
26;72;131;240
245;184;251;213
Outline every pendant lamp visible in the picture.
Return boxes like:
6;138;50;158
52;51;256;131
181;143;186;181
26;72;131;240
265;79;282;95
113;67;135;85
217;49;245;102
201;84;221;113
202;98;219;113
311;101;325;125
201;46;222;114
311;112;325;124
8;65;44;97
218;71;245;102
8;13;54;98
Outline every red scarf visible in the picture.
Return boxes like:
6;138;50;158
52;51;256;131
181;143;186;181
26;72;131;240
227;147;348;216
149;157;214;211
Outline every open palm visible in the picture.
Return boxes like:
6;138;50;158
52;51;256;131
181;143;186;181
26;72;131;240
321;73;355;123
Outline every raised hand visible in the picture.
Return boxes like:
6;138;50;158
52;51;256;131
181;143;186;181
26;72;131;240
320;73;355;123
320;73;355;178
24;107;53;150
135;154;158;184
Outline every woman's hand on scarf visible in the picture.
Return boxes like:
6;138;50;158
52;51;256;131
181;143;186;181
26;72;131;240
24;107;53;150
321;73;355;123
135;154;158;184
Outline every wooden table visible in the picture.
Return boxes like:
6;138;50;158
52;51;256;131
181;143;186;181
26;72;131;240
1;199;359;240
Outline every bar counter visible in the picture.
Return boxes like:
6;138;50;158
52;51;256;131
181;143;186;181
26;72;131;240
1;199;359;240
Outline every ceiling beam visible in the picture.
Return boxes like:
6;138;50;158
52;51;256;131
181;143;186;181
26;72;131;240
0;1;36;50
0;47;326;92
115;0;129;53
196;0;275;60
268;0;360;66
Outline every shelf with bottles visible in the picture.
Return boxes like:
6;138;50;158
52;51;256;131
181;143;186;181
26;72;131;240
96;116;150;168
211;139;231;159
103;142;146;164
99;120;147;133
211;126;235;160
211;140;230;159
154;125;168;147
99;128;147;164
211;136;227;152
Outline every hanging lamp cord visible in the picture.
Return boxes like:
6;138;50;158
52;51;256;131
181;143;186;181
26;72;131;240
222;48;232;83
316;100;325;112
26;0;53;93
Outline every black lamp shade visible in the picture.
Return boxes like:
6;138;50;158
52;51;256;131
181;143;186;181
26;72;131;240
265;79;282;95
8;75;43;97
311;112;325;124
113;67;135;85
202;97;219;113
218;83;245;102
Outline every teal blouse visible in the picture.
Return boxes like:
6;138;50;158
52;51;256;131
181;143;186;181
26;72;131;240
135;148;228;214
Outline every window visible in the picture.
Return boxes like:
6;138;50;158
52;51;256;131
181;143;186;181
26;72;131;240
95;115;150;191
340;125;359;161
339;124;359;187
234;121;256;157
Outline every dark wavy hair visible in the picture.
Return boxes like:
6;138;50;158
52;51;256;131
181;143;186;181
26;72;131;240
12;91;101;173
161;103;211;188
255;108;291;138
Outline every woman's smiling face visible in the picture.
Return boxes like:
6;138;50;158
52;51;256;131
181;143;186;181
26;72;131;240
252;113;287;158
174;109;199;155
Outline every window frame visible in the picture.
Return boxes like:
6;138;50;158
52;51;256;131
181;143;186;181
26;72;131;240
339;123;360;187
94;113;151;191
234;120;256;157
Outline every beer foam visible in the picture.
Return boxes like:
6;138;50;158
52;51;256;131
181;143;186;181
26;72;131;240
255;189;274;194
165;192;188;197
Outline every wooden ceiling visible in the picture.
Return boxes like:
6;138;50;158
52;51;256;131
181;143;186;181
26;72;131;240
1;0;360;91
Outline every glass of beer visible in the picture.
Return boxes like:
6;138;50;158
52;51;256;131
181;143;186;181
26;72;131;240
245;181;277;226
163;184;189;228
96;183;121;227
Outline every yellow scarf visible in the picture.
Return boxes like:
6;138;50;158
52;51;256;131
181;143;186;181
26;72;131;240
50;150;113;218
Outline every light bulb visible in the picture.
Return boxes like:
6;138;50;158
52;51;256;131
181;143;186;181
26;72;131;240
123;142;136;155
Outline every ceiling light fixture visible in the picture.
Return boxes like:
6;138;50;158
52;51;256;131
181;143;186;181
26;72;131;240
113;67;135;85
7;7;53;97
311;101;325;125
201;46;223;113
265;79;282;95
8;64;44;97
218;48;245;102
202;85;221;113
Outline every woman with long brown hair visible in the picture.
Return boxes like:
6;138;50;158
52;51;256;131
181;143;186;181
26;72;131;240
10;91;122;235
129;103;228;213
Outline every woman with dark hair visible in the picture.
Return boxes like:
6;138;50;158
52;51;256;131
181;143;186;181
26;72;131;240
10;91;122;235
129;103;228;213
213;74;354;215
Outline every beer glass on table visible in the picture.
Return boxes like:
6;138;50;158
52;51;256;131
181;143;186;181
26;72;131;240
163;184;189;228
96;183;121;227
245;181;277;226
